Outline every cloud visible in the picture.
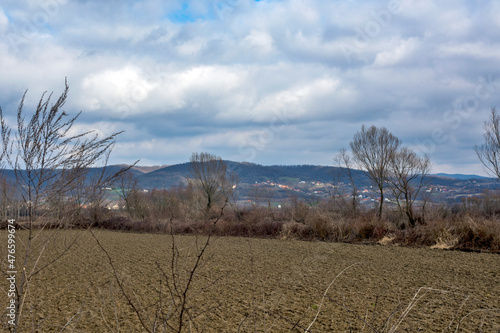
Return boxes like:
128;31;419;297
373;37;420;67
0;0;499;175
81;67;157;112
0;9;8;34
240;29;275;55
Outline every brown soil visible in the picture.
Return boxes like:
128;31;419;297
1;230;499;332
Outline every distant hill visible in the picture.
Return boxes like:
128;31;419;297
134;161;372;189
135;161;500;189
135;162;191;189
129;162;500;204
132;165;169;174
2;162;499;199
432;173;490;180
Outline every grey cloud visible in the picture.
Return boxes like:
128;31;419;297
0;0;499;174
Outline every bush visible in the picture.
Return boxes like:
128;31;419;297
281;221;314;240
75;190;500;253
453;215;500;252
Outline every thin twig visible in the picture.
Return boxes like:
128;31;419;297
90;229;152;333
305;263;359;332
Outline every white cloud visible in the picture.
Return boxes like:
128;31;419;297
177;38;207;56
81;67;156;113
250;78;339;121
150;65;246;112
373;37;420;67
240;30;274;55
0;0;499;173
436;42;500;59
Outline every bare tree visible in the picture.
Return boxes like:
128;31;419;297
91;193;229;333
188;152;234;212
333;148;358;215
0;79;132;331
475;107;500;178
350;125;401;219
388;147;431;227
85;150;132;223
116;169;139;216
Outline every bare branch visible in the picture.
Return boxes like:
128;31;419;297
475;107;500;179
350;125;401;218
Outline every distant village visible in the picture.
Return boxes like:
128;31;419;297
101;174;499;211
207;178;497;209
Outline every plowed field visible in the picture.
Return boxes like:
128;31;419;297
1;230;499;332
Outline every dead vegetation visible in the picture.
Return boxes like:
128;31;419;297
1;230;499;332
82;188;500;253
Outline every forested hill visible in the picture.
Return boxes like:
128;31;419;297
0;162;496;192
130;161;497;190
131;161;367;189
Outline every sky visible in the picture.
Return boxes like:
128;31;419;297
0;0;500;175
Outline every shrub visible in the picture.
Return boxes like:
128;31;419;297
453;215;500;252
281;221;314;240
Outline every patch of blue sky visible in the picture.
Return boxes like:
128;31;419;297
166;3;215;23
165;0;266;23
1;7;57;39
3;8;12;22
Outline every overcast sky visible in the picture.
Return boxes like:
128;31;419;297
1;0;499;175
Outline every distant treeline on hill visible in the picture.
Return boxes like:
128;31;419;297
0;161;496;191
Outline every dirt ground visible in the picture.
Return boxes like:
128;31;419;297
1;230;499;332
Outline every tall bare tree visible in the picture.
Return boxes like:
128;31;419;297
0;79;132;331
475;107;500;178
334;148;358;215
350;125;401;218
189;152;234;212
388;147;431;226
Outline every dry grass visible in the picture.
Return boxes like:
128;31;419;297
85;203;500;253
80;185;500;253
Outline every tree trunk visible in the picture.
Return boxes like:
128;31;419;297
378;188;384;219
